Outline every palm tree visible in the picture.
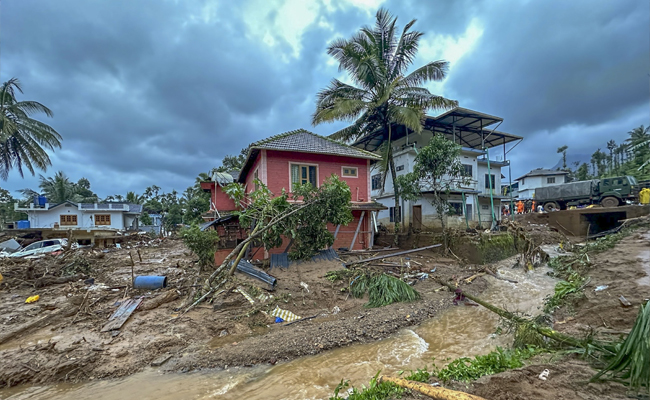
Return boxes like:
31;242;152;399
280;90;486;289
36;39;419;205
0;78;62;180
125;191;145;204
312;8;457;235
556;145;568;169
38;171;76;204
606;140;616;173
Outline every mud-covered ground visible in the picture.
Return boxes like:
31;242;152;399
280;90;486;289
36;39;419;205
404;226;650;400
0;236;489;389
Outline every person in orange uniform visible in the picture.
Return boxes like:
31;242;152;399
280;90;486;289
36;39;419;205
516;200;524;214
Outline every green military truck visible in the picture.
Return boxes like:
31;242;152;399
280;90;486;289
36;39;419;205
535;176;639;211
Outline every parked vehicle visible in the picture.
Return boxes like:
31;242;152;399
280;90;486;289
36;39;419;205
9;239;67;258
534;176;638;211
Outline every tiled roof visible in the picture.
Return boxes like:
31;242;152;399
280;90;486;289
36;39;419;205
250;129;381;160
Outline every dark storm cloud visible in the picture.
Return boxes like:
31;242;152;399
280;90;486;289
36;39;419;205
444;0;649;165
1;0;647;196
1;0;339;196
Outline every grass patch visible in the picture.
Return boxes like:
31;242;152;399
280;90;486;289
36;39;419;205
330;372;404;400
544;229;631;313
434;346;542;383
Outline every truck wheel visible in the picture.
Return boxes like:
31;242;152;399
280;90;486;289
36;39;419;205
601;197;619;208
544;201;560;212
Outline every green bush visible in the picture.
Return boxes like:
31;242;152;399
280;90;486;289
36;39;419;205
180;224;219;267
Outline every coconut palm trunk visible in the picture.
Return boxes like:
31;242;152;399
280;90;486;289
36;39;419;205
312;8;458;245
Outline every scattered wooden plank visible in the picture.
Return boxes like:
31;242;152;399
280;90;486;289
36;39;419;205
344;244;442;267
101;297;143;332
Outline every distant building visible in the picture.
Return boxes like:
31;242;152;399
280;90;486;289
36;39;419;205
352;107;522;230
14;201;142;246
515;169;569;199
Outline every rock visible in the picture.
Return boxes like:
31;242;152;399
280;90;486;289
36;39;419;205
151;353;173;367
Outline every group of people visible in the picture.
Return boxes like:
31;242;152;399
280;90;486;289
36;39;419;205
502;199;543;216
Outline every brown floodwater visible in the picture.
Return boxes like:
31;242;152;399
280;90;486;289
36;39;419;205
0;264;556;400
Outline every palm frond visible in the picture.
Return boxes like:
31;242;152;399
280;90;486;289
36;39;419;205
402;60;450;86
389;105;424;133
390;20;422;78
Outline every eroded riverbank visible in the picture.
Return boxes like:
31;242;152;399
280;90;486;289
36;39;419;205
0;257;557;400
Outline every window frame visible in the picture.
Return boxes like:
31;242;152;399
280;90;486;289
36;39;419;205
253;168;259;191
396;165;405;172
371;174;382;190
60;214;78;226
94;214;111;226
289;162;319;191
462;164;473;178
341;166;359;178
547;177;555;184
449;202;463;216
484;174;496;189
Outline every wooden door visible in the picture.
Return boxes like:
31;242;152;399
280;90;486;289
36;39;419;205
412;205;422;230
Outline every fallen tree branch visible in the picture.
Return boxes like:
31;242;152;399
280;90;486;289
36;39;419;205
344;244;442;267
141;290;180;311
379;376;487;400
34;274;84;288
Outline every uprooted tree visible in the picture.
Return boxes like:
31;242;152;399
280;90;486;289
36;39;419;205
190;175;353;308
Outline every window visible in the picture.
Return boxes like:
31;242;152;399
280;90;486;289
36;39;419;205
520;178;525;185
465;204;473;218
389;206;401;223
449;203;463;216
371;174;382;190
484;174;495;189
342;166;358;177
95;214;111;226
23;242;43;251
396;165;404;172
547;177;555;184
462;164;473;177
481;204;489;210
60;215;77;226
291;164;317;190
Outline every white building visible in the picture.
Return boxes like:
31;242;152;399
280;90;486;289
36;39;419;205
353;107;522;230
515;169;569;199
15;201;142;231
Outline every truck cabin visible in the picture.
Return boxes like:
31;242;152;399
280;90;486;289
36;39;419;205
599;176;638;197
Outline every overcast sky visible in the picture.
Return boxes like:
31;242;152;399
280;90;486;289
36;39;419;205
1;0;648;198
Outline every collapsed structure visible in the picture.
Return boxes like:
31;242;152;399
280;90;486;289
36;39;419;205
12;200;142;246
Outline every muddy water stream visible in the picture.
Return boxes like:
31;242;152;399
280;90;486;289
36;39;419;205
1;265;556;400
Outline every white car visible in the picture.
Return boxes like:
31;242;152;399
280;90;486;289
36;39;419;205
9;239;67;258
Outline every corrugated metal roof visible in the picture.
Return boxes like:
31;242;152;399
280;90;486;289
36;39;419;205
270;248;341;269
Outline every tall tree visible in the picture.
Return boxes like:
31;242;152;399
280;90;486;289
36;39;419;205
37;171;75;203
0;78;62;180
312;8;457;238
575;163;589;181
556;145;568;169
606;140;616;172
215;148;247;173
125;191;145;204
